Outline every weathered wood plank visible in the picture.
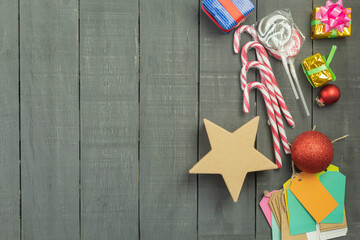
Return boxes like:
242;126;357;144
198;1;257;239
80;0;139;239
256;1;313;239
313;0;360;238
20;1;79;239
0;0;20;239
139;0;198;239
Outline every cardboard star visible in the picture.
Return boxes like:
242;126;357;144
189;116;278;202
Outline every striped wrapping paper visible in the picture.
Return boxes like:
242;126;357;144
202;0;254;33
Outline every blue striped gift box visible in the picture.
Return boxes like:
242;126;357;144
202;0;254;33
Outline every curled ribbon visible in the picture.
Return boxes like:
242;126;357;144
316;0;351;33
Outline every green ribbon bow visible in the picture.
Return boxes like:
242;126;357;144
302;45;337;87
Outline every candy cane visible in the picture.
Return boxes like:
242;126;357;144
241;61;291;154
241;41;271;73
233;25;258;54
243;82;282;168
240;41;295;128
234;26;295;162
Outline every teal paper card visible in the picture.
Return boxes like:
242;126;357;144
287;188;316;235
271;213;281;240
320;171;346;223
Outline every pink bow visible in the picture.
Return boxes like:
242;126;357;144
316;0;351;32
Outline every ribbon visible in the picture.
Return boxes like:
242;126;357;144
218;0;244;23
315;0;351;33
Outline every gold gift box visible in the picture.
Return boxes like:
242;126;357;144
311;7;351;39
302;53;335;88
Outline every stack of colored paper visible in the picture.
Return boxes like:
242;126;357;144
259;165;348;239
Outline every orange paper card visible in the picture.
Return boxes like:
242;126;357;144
290;172;338;223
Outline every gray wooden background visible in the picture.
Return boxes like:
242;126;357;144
0;0;358;239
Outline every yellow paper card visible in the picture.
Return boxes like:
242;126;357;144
283;179;291;223
290;172;338;223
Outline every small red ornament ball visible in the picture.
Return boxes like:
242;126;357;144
316;84;341;107
291;131;334;173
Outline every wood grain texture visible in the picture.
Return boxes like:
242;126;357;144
139;0;198;239
256;1;313;239
0;0;20;239
80;0;139;239
198;1;257;239
313;1;360;238
5;0;359;239
20;1;79;239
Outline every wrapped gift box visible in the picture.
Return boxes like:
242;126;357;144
311;0;351;39
202;0;254;33
301;46;337;88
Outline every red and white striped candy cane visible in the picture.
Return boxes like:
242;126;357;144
240;41;271;74
240;41;295;128
233;25;258;54
243;82;282;168
241;61;291;154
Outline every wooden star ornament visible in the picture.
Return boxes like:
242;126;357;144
189;116;278;202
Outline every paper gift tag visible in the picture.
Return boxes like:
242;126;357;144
314;164;339;179
269;190;282;228
306;224;320;240
290;172;338;223
259;190;277;227
320;228;348;239
279;192;308;240
284;179;316;235
271;213;281;240
320;211;347;231
319;171;346;223
320;213;348;240
283;179;291;222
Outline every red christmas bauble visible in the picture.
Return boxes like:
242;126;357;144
316;84;341;107
291;131;334;173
